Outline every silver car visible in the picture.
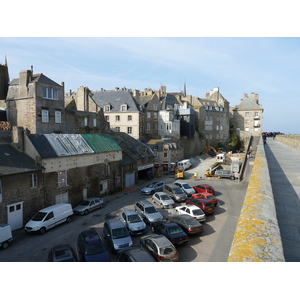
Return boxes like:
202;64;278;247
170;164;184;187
152;192;175;209
119;209;146;235
141;181;166;195
214;170;238;180
174;181;195;197
163;184;187;203
134;200;164;224
73;197;104;215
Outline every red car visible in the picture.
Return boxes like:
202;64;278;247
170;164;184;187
186;197;215;215
192;192;219;206
193;184;215;195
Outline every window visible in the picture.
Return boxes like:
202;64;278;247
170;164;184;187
245;112;250;117
154;112;157;119
55;111;61;123
42;110;49;123
30;173;38;188
147;112;151;119
115;127;120;132
104;105;110;112
116;115;120;122
146;122;150;130
105;116;109;122
154;104;158;110
128;115;132;121
245;119;250;124
93;118;97;127
121;105;127;112
58;171;67;187
154;123;157;130
127;127;132;134
104;164;110;176
84;117;88;126
43;87;58;100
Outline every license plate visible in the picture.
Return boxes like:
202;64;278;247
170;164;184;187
178;241;184;245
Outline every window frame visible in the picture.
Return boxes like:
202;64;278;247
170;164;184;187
42;109;49;123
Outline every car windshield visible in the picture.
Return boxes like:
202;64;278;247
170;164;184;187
185;218;200;226
127;214;142;223
85;242;106;255
206;187;214;191
145;206;158;214
147;183;157;188
112;227;129;239
161;194;170;200
205;202;214;208
182;183;192;189
173;188;183;194
31;212;47;221
161;246;176;255
167;225;183;235
192;209;204;216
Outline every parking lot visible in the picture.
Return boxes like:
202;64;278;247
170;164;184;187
0;154;250;262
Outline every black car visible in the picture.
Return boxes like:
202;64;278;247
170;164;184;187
47;244;78;262
116;247;157;262
166;214;203;236
77;229;111;262
151;221;189;245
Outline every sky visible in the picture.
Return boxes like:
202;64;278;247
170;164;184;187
1;1;300;136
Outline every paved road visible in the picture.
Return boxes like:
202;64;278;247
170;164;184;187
265;137;300;262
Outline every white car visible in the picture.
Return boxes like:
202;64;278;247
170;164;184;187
174;181;195;197
73;197;104;215
119;209;146;235
175;205;206;222
152;192;175;209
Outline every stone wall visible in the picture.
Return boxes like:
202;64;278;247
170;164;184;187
276;134;300;151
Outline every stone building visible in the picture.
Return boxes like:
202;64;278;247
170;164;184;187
230;92;264;139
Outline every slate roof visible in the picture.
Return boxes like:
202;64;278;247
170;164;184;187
235;97;263;110
92;89;142;112
9;73;62;87
0;144;43;176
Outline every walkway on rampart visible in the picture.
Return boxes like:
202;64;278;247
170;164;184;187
265;137;300;261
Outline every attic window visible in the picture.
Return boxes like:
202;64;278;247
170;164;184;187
104;105;110;112
43;87;58;100
121;104;127;112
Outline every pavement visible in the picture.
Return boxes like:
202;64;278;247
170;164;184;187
264;137;300;262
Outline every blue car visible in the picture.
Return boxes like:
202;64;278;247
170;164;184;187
77;229;111;262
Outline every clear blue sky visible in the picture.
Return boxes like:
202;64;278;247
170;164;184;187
1;3;299;134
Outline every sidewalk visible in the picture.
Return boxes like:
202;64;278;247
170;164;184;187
265;137;300;261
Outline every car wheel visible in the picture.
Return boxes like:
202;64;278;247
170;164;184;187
230;176;235;180
151;190;155;195
66;216;72;223
1;242;9;249
84;209;89;215
40;227;46;235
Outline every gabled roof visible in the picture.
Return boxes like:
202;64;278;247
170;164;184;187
0;144;43;176
9;73;62;87
92;89;142;112
234;97;263;110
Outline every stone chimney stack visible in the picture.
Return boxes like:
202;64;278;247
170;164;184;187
18;69;32;98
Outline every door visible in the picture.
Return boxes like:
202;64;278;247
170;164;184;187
125;173;135;188
7;202;23;230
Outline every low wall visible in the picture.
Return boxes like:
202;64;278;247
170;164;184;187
228;137;285;262
276;134;300;151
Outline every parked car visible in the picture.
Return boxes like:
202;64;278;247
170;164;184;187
77;229;111;262
116;247;157;262
214;169;237;180
193;184;215;195
175;205;206;222
73;197;104;215
187;197;215;215
166;214;204;236
118;209;146;235
152;192;175;209
0;224;13;249
25;203;73;235
151;221;189;245
163;184;187;203
103;219;133;253
193;192;219;206
173;181;195;197
140;234;179;262
134;200;164;224
141;181;166;195
48;244;78;262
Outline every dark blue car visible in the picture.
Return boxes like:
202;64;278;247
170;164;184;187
77;229;111;262
151;221;189;246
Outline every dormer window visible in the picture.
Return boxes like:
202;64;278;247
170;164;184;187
104;105;111;112
43;87;58;100
121;104;127;112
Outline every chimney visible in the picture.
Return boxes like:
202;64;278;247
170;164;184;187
18;69;32;98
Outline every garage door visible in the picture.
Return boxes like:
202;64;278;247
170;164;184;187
7;202;23;230
55;192;69;204
125;173;135;188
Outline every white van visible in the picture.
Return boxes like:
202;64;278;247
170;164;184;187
177;159;192;170
0;224;13;249
25;203;73;235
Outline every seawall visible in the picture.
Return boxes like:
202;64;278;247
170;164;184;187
228;137;285;262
